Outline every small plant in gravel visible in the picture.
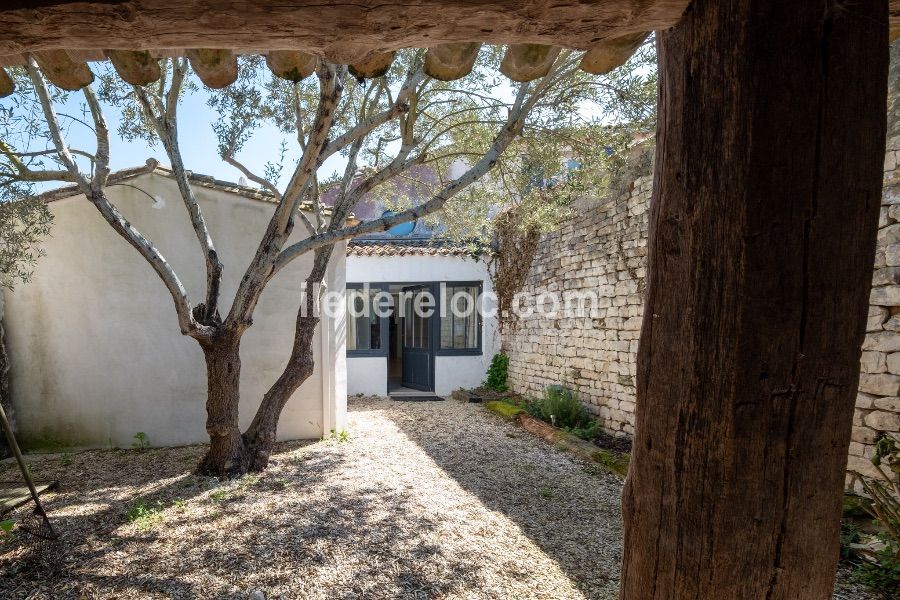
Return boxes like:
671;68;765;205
484;354;510;392
131;431;150;451
210;489;230;503
325;429;350;443
127;499;165;530
539;485;553;499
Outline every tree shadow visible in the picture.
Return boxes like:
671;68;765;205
0;439;484;599
372;399;625;599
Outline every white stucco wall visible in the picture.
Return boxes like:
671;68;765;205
346;253;500;396
347;356;388;396
4;172;346;448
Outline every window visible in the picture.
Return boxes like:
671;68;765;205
440;284;481;351
347;285;386;354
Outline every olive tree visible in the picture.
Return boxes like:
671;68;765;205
0;45;653;476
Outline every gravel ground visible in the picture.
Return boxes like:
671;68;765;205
0;396;879;599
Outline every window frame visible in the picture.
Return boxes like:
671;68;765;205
436;281;483;357
344;280;484;358
346;283;390;357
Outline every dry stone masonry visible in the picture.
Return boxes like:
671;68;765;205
848;129;900;491
503;141;900;482
503;152;652;437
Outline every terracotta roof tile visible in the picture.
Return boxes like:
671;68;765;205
347;238;482;257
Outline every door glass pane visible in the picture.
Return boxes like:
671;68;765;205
404;295;413;346
418;310;430;348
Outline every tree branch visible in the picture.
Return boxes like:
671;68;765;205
222;154;282;199
317;67;425;167
226;62;346;328
134;71;224;322
26;57;206;338
272;83;532;275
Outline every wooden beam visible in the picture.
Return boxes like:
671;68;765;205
0;68;13;98
499;44;561;82
186;49;238;89
0;1;692;58
33;50;94;90
348;51;394;79
620;0;889;598
579;31;649;75
266;51;317;82
106;50;161;86
424;43;481;81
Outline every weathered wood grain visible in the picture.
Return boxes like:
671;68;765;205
620;0;890;598
500;44;561;82
0;68;13;97
424;43;481;81
106;49;161;85
265;51;317;83
0;0;691;59
33;49;93;90
186;49;238;89
579;31;649;75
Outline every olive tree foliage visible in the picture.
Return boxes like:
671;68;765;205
0;79;55;290
0;80;55;449
379;41;658;246
0;44;654;474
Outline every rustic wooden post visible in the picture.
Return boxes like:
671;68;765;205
621;1;889;599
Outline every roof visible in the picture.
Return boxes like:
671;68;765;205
347;238;484;258
33;159;325;214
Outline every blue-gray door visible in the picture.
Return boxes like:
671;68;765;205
401;285;434;391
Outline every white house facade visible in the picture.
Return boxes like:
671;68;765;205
345;239;500;397
4;168;347;449
3;167;499;451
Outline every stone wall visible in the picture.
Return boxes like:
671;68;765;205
503;152;652;437
503;138;900;480
847;127;900;490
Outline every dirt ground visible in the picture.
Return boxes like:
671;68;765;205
0;397;877;599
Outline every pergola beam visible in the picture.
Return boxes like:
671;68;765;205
186;49;238;89
0;68;13;97
0;0;691;60
106;50;161;86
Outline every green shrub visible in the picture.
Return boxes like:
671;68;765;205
485;354;510;392
840;520;862;560
531;385;591;430
567;419;602;441
850;434;900;596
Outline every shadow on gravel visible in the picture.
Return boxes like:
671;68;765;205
380;400;624;600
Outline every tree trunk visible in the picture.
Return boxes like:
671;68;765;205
197;330;245;476
242;314;318;472
242;246;331;472
620;1;888;599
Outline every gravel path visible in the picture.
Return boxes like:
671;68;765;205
0;396;877;599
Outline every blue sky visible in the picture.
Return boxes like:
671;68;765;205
3;73;347;193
